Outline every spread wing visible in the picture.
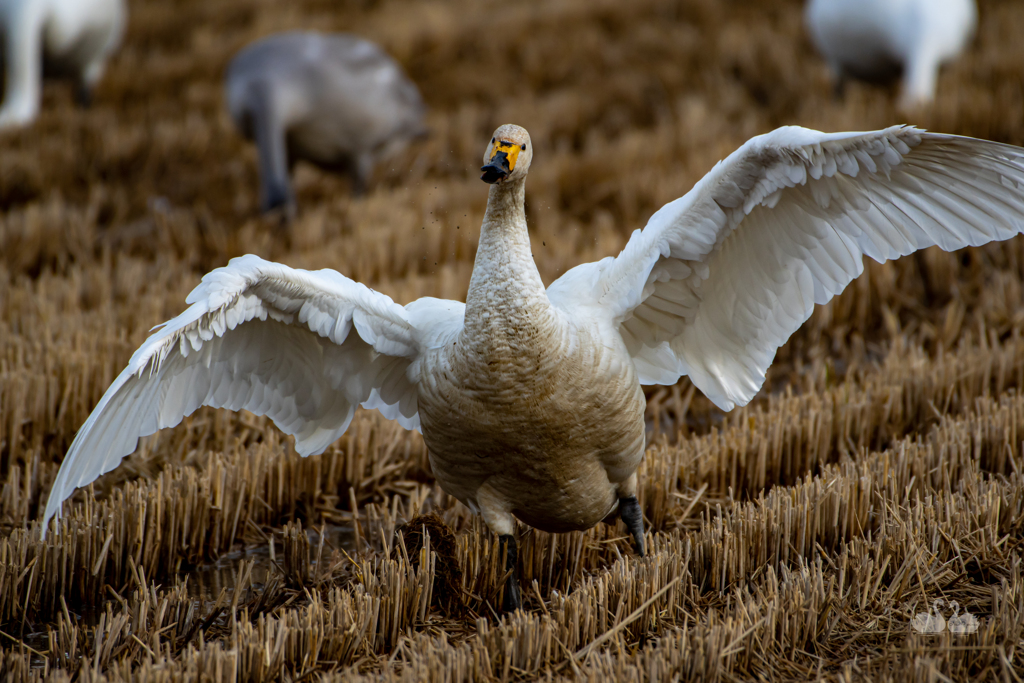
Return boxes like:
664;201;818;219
42;254;464;534
547;125;1024;410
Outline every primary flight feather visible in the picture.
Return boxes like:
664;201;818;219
43;123;1024;611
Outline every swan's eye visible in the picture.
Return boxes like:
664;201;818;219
491;137;495;143
521;144;526;150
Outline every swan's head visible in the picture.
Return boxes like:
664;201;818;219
481;124;533;184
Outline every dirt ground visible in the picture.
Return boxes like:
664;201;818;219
2;0;1024;680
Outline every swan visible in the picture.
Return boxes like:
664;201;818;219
225;31;428;216
946;601;980;634
41;123;1024;612
805;0;976;108
911;598;946;633
0;0;126;129
909;598;946;634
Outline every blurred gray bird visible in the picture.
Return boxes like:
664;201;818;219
805;0;976;109
225;31;428;217
0;0;127;128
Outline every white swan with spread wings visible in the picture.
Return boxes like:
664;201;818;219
43;123;1024;611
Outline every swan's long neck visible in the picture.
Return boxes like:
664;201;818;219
464;177;554;339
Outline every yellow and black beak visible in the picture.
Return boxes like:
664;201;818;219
481;140;522;184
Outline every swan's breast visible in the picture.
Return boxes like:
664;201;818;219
416;313;646;532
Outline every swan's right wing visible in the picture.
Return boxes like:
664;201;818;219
42;254;462;534
549;126;1024;410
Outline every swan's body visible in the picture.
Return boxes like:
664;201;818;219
805;0;976;107
0;0;126;128
417;174;645;535
42;123;1024;611
225;31;427;214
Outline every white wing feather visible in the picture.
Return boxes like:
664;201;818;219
42;254;464;533
548;125;1024;410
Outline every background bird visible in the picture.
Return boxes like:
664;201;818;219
0;0;126;128
805;0;976;109
42;122;1024;611
225;31;428;217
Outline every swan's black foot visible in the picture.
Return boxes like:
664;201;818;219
499;534;522;612
620;496;646;557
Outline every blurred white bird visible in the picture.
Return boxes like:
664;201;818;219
0;0;126;129
42;123;1024;611
225;31;428;216
805;0;976;108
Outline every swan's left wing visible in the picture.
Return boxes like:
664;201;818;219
42;254;463;534
548;125;1024;410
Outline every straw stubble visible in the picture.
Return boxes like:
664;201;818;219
2;0;1024;680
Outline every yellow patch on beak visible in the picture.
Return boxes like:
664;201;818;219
489;140;521;171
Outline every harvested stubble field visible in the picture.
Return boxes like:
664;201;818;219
2;0;1024;680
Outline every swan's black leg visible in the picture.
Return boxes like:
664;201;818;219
76;82;93;108
499;534;522;612
832;70;848;101
619;496;646;557
350;153;374;197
